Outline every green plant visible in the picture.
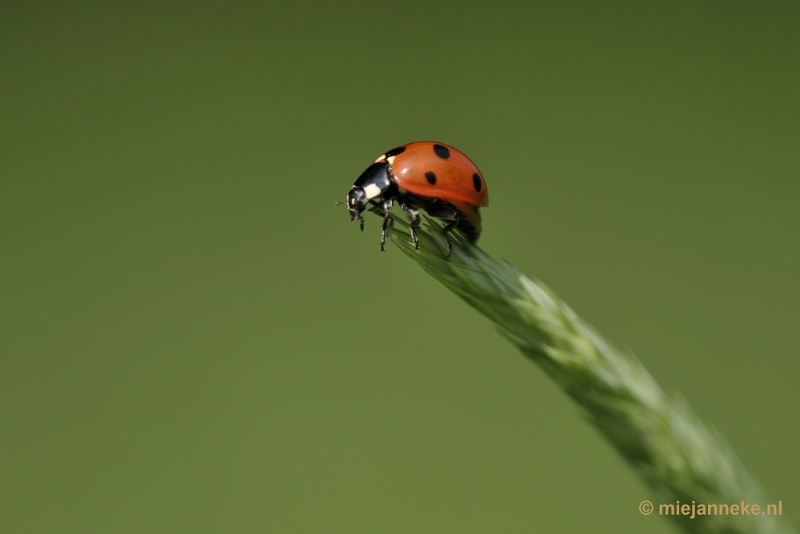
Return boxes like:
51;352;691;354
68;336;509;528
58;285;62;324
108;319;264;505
387;216;794;534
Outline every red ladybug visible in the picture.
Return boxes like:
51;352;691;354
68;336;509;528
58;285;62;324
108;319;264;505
344;142;488;255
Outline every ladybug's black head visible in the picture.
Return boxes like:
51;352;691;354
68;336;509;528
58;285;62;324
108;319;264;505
346;187;367;229
347;187;367;214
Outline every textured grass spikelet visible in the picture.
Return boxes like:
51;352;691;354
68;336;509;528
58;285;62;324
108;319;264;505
387;216;794;534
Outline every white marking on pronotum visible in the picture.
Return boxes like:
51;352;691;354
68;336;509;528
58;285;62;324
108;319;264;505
362;183;382;200
374;155;386;163
386;156;396;166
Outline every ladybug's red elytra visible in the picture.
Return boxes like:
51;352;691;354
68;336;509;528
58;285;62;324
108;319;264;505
343;141;488;255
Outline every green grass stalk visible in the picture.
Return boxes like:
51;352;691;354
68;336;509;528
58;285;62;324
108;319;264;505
386;216;794;534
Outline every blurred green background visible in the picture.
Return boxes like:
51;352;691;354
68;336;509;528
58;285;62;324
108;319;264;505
1;2;798;532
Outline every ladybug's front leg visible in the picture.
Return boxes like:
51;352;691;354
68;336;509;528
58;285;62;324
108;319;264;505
380;198;393;252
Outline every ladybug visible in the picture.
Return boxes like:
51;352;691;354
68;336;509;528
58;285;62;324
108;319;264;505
343;141;488;255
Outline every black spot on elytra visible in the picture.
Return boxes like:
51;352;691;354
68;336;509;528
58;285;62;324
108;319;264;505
385;146;406;158
425;171;437;184
433;144;450;159
473;173;482;192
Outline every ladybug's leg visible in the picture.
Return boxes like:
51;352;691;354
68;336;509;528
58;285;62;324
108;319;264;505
422;200;460;258
440;219;459;258
380;198;393;252
344;203;366;230
401;203;421;249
